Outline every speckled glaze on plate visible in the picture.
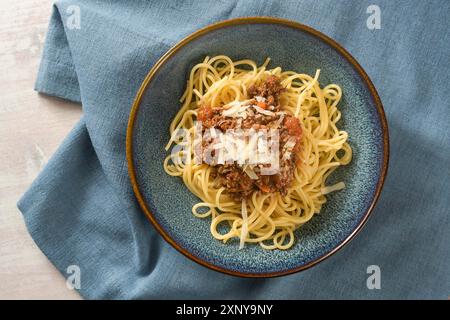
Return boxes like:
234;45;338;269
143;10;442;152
126;17;389;277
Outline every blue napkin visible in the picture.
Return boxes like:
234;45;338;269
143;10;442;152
19;0;450;299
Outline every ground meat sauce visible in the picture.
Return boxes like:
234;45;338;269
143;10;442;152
197;76;302;200
248;75;285;109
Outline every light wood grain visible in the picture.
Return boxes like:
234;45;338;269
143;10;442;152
0;0;82;299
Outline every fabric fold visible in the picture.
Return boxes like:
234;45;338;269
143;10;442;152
35;5;81;103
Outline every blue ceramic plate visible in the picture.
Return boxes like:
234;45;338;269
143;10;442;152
127;17;389;277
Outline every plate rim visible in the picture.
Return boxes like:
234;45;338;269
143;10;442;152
126;16;390;278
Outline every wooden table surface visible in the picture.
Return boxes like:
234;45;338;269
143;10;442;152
0;0;82;299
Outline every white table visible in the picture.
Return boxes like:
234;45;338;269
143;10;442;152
0;0;81;299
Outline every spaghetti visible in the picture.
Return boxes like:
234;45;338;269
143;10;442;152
163;55;352;250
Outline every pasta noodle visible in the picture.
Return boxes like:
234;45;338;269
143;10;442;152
163;55;352;250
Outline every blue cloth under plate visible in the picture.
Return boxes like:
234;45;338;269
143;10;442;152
19;0;450;299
